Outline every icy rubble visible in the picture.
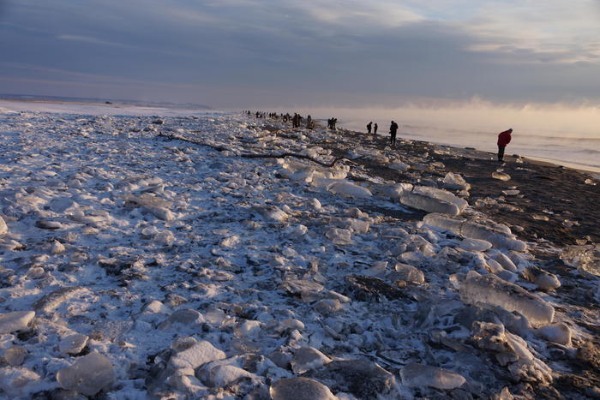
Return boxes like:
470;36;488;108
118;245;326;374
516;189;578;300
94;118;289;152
56;352;115;396
423;213;528;251
400;363;466;390
391;183;469;215
0;108;596;399
0;311;35;334
456;271;555;328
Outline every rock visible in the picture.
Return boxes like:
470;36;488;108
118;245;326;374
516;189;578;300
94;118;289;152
169;340;226;370
400;363;466;390
56;352;115;396
0;311;35;334
308;359;395;398
291;347;331;374
270;377;337;400
59;334;89;355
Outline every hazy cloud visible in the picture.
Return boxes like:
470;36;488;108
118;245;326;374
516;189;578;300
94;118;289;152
1;0;599;107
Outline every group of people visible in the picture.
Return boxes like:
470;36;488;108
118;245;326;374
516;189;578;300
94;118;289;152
366;120;398;146
247;111;514;163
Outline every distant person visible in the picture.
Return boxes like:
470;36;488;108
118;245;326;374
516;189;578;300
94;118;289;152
367;121;372;134
389;120;399;146
373;123;378;135
497;128;513;162
306;115;313;129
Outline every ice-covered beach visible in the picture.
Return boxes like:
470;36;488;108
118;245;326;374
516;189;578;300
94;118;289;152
0;101;598;399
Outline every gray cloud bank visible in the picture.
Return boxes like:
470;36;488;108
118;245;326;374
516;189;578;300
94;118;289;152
1;0;599;108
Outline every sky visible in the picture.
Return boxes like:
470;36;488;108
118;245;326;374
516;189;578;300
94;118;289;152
1;1;600;110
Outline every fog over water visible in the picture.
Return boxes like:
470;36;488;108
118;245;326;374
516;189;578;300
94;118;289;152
283;102;600;173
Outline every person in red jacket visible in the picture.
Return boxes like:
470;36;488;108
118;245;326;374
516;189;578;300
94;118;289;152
497;128;513;162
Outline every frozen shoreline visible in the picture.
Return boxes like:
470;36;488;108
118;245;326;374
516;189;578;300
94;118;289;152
0;104;598;399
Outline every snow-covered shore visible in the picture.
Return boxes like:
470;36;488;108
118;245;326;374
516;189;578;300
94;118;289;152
0;103;598;399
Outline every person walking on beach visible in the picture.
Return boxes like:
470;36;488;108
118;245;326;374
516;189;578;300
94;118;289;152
497;128;513;162
389;121;399;146
367;121;372;134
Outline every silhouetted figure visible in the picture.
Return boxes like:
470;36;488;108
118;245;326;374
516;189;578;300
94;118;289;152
306;115;313;129
497;128;513;162
367;121;372;134
373;123;378;135
327;118;337;130
389;120;399;146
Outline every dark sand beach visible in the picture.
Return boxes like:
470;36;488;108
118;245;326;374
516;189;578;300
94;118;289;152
320;128;600;248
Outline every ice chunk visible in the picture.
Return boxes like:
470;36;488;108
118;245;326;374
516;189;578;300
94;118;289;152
0;311;35;334
291;347;331;374
124;193;174;221
270;377;337;400
325;228;353;245
423;214;527;251
59;334;89;355
196;361;256;388
56;352;115;396
400;363;466;390
3;346;27;367
459;238;493;252
254;205;289;223
307;359;396;399
537;323;572;346
327;181;372;199
472;322;553;384
492;171;511;181
0;367;41;398
393;184;468;216
393;263;425;284
169;340;226;370
0;216;8;235
560;244;600;277
521;267;561;291
389;161;410;171
493;253;517;272
458;272;554;328
442;172;471;191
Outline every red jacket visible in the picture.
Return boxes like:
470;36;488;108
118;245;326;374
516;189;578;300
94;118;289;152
497;129;512;147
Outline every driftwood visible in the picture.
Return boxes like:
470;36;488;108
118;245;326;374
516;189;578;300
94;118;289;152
159;132;344;168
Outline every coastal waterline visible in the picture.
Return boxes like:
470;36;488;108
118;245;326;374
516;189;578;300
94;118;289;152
286;103;600;174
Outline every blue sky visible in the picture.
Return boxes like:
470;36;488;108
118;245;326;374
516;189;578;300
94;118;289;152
1;1;600;108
